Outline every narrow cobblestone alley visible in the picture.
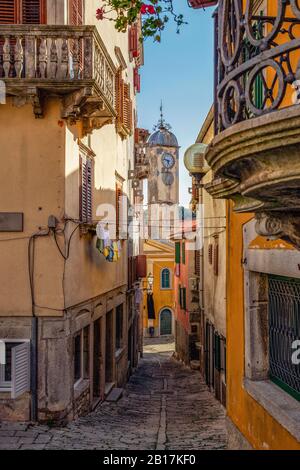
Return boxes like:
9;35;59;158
0;339;227;450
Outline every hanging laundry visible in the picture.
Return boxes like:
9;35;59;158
96;237;104;254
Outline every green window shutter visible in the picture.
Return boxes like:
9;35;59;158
175;242;181;264
182;242;186;265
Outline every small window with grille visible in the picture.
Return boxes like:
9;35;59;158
268;275;300;402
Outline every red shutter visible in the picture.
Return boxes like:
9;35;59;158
22;0;42;23
0;0;17;23
0;1;46;24
80;155;93;224
129;24;138;58
69;0;83;25
134;67;140;93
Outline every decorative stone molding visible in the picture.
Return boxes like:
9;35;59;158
255;213;300;249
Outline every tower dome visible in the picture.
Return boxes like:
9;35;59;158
147;103;178;147
148;128;178;147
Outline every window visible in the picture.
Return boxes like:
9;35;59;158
80;154;93;224
0;339;30;398
116;68;133;137
161;268;171;289
0;0;46;24
116;304;123;351
74;326;90;385
269;275;300;401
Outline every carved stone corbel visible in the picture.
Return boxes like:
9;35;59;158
81;116;114;136
28;88;43;118
255;212;300;249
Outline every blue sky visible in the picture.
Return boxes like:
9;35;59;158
137;2;215;207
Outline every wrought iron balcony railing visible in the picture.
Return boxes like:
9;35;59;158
205;2;300;248
0;25;116;123
214;0;300;134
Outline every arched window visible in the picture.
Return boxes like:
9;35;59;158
161;268;171;289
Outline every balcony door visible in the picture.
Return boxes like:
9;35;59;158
0;0;47;24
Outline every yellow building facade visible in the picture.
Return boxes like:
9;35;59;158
142;240;175;338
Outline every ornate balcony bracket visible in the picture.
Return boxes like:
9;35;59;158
61;86;114;134
255;213;300;250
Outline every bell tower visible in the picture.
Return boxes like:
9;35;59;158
147;104;179;206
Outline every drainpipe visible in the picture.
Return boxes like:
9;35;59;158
31;316;38;422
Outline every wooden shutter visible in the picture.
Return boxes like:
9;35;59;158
116;185;122;239
195;249;200;277
116;69;124;128
116;70;132;135
208;243;213;265
69;0;83;25
123;83;132;131
22;0;44;24
0;1;46;24
134;67;141;93
11;342;30;399
129;23;138;58
0;0;17;23
80;155;93;224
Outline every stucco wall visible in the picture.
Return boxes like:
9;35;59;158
0;98;65;316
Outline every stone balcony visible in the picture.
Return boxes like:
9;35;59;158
0;25;116;133
205;1;300;248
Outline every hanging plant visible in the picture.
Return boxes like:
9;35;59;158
96;1;186;42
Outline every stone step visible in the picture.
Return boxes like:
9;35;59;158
106;387;124;402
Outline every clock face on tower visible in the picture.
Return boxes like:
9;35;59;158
162;152;175;169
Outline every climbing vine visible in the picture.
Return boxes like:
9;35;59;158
96;1;186;42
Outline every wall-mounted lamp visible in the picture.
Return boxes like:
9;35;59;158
184;143;209;188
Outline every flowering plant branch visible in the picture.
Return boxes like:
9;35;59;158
96;1;186;42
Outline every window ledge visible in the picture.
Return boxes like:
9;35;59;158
244;378;300;442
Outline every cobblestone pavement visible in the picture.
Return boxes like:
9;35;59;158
0;339;227;450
